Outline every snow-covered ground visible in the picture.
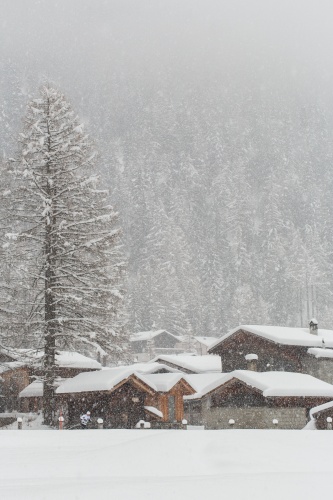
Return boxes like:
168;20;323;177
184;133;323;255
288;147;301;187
0;428;332;500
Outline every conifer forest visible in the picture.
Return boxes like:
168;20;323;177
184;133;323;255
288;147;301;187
1;0;333;343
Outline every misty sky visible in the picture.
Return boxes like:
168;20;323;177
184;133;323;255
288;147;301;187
2;1;333;332
2;0;333;128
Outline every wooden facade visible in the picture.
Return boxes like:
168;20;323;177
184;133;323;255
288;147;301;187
57;375;195;429
58;375;155;428
209;329;306;372
0;365;30;412
185;377;332;429
145;379;194;423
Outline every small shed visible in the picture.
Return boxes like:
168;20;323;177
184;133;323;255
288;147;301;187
193;337;218;356
310;401;333;430
130;330;183;362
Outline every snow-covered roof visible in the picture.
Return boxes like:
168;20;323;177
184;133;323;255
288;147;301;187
56;364;193;395
142;373;189;392
56;367;156;394
150;355;222;373
144;406;163;418
209;325;333;350
184;373;230;394
194;337;218;347
19;378;67;398
310;400;333;418
2;349;101;370
185;370;333;399
307;348;333;359
0;361;26;374
130;330;180;342
130;362;181;373
54;352;101;369
19;380;43;398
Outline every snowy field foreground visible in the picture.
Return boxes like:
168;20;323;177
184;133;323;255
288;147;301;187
1;429;332;500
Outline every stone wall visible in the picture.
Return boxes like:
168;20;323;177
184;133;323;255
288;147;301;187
301;356;333;384
201;406;307;429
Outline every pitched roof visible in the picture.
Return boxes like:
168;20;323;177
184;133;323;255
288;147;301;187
150;355;222;373
56;368;153;394
209;325;333;350
310;400;333;418
130;330;180;342
194;337;218;347
142;373;192;392
56;365;192;395
0;361;26;374
19;380;44;398
185;370;333;399
0;349;101;370
307;348;333;359
19;378;66;398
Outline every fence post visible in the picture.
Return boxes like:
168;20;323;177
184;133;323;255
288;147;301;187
182;419;188;430
17;417;23;430
97;418;104;429
59;415;64;430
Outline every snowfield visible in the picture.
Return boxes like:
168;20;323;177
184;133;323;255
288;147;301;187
1;429;332;500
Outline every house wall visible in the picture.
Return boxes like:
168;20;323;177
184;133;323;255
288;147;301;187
20;396;42;413
0;367;30;412
61;383;148;429
301;356;333;384
184;381;329;429
145;386;185;422
210;330;305;372
194;342;209;356
312;408;333;430
184;400;202;425
201;406;307;429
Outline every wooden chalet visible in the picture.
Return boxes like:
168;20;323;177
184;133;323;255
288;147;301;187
143;374;195;426
130;330;183;362
0;362;30;412
0;348;101;412
56;368;195;429
208;324;333;383
184;370;333;429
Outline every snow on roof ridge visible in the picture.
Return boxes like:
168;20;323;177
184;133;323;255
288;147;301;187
0;348;101;369
150;354;222;373
130;330;180;342
144;406;163;419
185;370;333;399
307;348;333;359
193;336;218;346
310;400;333;418
140;373;187;392
209;324;333;351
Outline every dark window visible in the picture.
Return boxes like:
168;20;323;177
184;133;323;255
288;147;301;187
168;395;175;421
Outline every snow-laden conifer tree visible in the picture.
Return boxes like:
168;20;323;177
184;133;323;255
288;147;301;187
7;86;127;424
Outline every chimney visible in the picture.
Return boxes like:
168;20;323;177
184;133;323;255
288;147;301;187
309;318;318;335
245;353;258;371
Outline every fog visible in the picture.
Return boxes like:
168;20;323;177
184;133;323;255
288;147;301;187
2;0;333;334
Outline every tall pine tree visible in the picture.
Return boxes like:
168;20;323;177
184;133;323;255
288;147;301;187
7;86;128;424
